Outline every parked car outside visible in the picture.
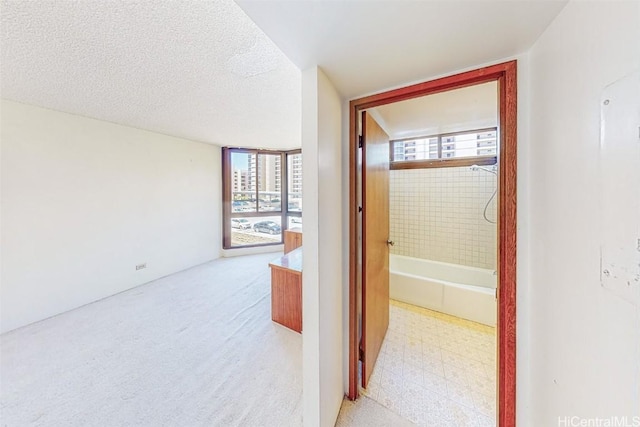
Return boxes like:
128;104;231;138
231;218;252;230
253;221;281;235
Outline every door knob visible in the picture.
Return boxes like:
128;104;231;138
386;240;395;246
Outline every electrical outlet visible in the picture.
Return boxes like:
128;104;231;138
136;263;147;271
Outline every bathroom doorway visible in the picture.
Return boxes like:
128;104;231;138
348;61;517;427
363;81;499;425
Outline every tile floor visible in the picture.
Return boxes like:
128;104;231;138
361;300;496;427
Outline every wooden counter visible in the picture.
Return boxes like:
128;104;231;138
269;247;302;333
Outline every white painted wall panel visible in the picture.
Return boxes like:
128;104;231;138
529;1;640;423
302;67;343;427
1;100;221;333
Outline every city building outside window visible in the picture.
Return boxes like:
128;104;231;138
222;148;302;249
391;128;497;169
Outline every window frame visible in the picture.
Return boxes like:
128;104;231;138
390;127;498;170
222;147;302;249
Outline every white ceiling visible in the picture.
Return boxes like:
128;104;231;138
0;0;301;149
2;1;567;149
236;0;567;99
370;81;497;140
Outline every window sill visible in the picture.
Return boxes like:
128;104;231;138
390;156;496;170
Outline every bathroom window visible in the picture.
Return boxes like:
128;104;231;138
391;128;497;169
222;147;302;249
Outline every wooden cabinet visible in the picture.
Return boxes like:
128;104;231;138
269;247;303;333
284;228;302;254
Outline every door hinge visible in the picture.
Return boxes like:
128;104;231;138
359;344;364;362
358;206;363;213
358;135;363;148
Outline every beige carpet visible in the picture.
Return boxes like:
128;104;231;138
0;253;302;426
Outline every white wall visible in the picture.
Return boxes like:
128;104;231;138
221;244;283;258
340;99;352;397
301;67;344;427
528;1;640;424
1;100;221;333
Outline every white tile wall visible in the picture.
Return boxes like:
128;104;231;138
390;166;497;270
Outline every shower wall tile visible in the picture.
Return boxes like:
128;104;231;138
389;166;497;270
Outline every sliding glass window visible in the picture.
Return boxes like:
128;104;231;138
222;147;302;249
390;128;497;169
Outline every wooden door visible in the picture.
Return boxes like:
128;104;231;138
361;111;390;388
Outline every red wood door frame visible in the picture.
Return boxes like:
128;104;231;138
348;60;517;427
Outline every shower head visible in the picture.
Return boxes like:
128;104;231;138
470;164;497;175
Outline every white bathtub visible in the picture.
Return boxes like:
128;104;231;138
389;254;497;326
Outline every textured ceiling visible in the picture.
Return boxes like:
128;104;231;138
237;0;567;99
1;0;301;149
370;81;497;140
